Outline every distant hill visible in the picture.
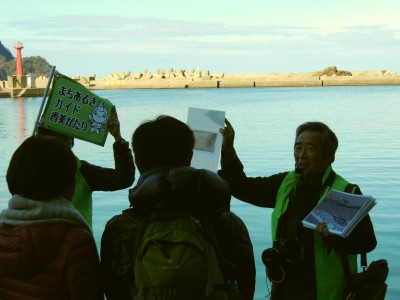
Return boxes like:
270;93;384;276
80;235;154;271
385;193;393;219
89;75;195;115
0;41;14;63
0;41;51;81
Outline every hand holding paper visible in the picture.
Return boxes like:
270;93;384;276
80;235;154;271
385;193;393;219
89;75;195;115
315;222;330;238
219;118;235;156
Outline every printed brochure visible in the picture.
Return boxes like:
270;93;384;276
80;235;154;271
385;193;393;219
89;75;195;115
302;189;376;237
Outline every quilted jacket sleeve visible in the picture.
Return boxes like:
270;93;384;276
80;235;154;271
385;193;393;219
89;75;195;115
65;228;104;300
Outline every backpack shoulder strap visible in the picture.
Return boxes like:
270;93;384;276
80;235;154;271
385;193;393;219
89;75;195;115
101;209;144;299
199;215;231;287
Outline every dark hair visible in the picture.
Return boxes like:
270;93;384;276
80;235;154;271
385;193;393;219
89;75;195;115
132;115;195;171
36;125;74;148
295;121;338;162
6;135;77;200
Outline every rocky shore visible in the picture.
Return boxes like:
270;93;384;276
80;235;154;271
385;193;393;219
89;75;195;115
1;66;399;98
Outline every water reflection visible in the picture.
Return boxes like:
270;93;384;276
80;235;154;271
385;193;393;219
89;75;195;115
17;98;26;143
1;88;400;299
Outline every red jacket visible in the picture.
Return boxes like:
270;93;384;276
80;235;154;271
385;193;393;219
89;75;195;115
0;222;103;299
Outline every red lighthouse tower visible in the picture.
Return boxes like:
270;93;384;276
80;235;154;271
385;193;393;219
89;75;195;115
14;41;24;76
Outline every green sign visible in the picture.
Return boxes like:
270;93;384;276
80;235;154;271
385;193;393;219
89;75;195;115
41;74;113;146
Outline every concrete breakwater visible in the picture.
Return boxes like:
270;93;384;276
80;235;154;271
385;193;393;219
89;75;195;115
88;69;400;89
1;68;400;98
0;87;45;98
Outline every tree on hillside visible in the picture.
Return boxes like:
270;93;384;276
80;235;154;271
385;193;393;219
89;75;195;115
0;59;16;80
22;56;52;77
0;41;14;62
0;56;51;80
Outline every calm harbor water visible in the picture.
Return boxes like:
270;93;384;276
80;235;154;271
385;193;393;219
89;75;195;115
0;86;399;299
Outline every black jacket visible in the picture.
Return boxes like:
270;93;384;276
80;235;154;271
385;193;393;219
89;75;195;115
80;139;135;191
101;167;256;300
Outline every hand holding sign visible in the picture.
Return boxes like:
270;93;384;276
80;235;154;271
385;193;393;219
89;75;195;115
107;106;123;142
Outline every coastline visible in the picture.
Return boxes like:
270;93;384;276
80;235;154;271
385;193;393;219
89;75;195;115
1;70;400;98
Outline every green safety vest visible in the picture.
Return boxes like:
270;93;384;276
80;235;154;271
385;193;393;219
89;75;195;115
271;165;357;300
71;158;93;229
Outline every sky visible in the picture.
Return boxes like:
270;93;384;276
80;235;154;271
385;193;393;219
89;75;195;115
1;0;399;78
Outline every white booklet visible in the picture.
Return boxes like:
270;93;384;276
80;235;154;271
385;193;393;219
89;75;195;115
186;107;225;173
302;189;376;238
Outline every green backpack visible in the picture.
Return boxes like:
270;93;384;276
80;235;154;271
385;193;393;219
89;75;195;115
133;209;239;300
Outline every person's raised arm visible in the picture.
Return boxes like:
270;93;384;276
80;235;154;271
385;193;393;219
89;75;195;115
107;106;123;142
219;118;236;158
81;105;135;191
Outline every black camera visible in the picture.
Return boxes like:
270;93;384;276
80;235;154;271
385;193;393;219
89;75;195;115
262;238;302;284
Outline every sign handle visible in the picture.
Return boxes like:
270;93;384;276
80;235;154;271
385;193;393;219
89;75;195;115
32;65;57;136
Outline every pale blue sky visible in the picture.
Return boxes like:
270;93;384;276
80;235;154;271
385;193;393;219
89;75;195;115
2;0;399;77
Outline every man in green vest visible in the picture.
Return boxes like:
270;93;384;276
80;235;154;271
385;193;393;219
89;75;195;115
37;106;135;229
218;120;376;300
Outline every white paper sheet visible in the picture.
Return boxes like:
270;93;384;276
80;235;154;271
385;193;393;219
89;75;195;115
187;107;225;172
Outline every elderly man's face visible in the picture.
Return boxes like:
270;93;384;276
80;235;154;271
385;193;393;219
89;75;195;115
294;131;332;179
